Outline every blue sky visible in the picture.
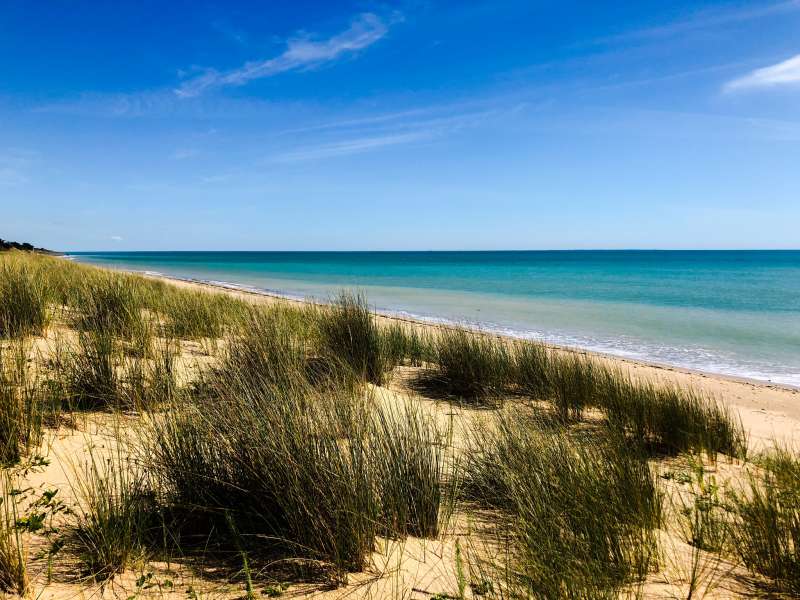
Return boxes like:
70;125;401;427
2;0;799;250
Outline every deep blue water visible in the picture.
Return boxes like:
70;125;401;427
67;250;800;386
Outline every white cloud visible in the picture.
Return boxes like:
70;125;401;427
725;54;800;91
602;0;800;43
268;131;431;163
267;107;500;163
110;235;124;242
176;13;394;98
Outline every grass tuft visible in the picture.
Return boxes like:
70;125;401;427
463;414;661;598
729;446;800;594
0;259;50;338
316;292;398;385
67;449;158;581
428;329;511;403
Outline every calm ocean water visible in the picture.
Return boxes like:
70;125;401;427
67;251;800;387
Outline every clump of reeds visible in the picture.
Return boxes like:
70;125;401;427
67;449;158;581
316;293;396;385
370;402;444;538
463;414;661;598
599;376;747;458
161;288;246;340
381;322;430;368
728;446;800;594
511;339;747;455
0;260;50;338
0;473;27;594
428;329;512;402
142;381;379;575
73;275;148;340
0;342;43;465
57;332;120;411
121;338;179;410
139;317;447;578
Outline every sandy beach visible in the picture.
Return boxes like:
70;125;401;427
0;252;797;599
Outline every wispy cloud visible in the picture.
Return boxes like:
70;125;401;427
267;107;501;163
724;54;800;92
599;0;800;44
268;131;432;163
176;12;396;98
110;235;124;242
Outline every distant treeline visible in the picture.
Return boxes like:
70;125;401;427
0;238;53;253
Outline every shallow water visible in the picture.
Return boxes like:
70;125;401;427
67;250;800;387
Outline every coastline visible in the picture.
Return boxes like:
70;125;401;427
131;267;800;447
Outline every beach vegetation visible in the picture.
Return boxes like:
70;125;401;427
427;328;512;403
0;342;44;465
0;258;50;338
728;446;800;594
66;449;158;582
462;413;661;599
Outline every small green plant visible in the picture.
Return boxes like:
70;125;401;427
371;402;445;538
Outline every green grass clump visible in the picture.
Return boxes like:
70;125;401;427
161;288;246;340
729;447;800;594
68;451;158;582
0;260;50;338
371;402;444;538
316;293;395;385
0;343;43;465
428;329;511;402
599;377;747;458
141;330;447;577
73;275;148;339
57;332;120;410
381;322;430;368
463;414;661;598
143;382;379;575
0;474;27;594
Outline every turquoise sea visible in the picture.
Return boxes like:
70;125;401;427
67;251;800;387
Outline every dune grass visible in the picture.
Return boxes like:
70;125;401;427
0;474;27;594
371;402;445;539
0;259;50;339
463;413;661;598
0;250;781;596
428;328;512;402
72;275;150;341
67;449;158;581
0;342;43;465
729;446;800;594
315;292;399;385
161;288;247;340
138;312;447;578
598;375;747;458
